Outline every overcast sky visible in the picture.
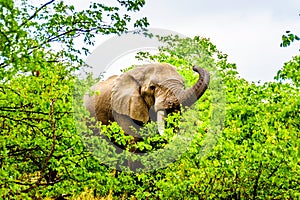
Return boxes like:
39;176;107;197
133;0;300;82
65;0;300;82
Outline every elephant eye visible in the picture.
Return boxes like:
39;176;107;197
150;85;155;90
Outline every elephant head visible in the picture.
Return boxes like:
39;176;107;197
110;63;210;136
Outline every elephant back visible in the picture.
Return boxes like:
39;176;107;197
85;75;118;124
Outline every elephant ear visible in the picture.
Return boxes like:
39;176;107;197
111;73;149;123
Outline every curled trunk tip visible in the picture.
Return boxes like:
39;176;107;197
180;66;210;107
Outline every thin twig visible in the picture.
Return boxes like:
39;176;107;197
19;0;55;27
253;161;263;199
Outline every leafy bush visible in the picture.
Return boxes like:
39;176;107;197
0;0;148;199
76;35;299;199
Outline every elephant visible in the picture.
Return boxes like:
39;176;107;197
84;63;210;141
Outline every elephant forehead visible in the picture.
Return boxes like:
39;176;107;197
155;66;182;77
149;70;184;85
125;64;181;82
157;78;185;90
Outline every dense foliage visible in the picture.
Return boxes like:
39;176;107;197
104;36;299;199
0;0;148;198
1;1;299;199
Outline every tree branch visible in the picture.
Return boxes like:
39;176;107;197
0;108;49;115
253;161;263;199
30;27;101;51
267;159;285;179
20;0;56;28
20;98;57;193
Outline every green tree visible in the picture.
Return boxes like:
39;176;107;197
0;0;148;198
275;55;300;86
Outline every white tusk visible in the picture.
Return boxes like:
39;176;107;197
157;110;165;135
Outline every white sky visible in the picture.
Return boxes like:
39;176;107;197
133;0;300;82
61;1;300;82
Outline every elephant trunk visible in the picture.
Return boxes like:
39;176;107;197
179;66;210;107
156;66;209;135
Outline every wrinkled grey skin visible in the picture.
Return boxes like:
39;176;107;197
84;63;210;140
